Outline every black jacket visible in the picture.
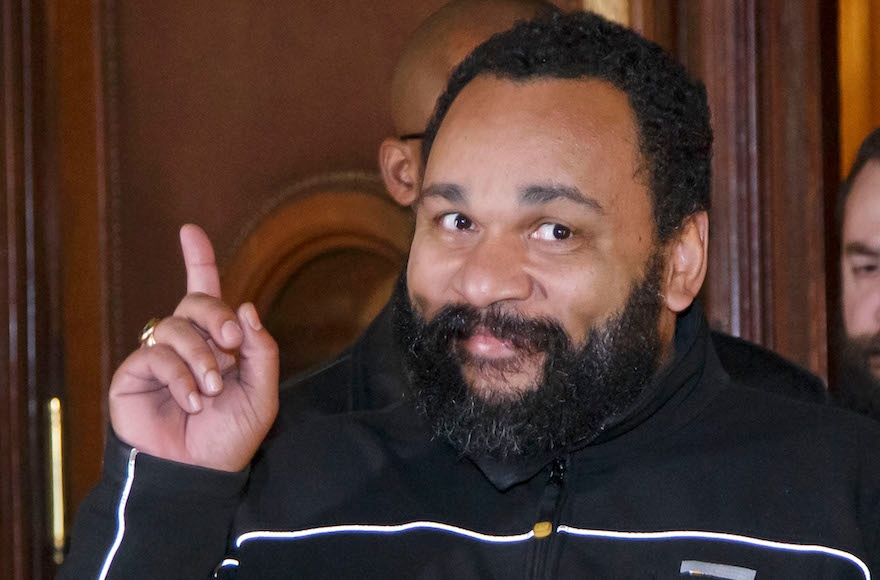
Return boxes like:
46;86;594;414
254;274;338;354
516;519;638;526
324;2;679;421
60;305;878;579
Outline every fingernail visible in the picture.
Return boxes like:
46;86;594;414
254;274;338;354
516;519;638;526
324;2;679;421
188;392;202;413
205;369;222;394
245;303;263;331
221;320;243;344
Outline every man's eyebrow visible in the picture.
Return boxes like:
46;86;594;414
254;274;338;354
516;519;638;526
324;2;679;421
420;183;466;204
844;241;880;257
520;184;605;213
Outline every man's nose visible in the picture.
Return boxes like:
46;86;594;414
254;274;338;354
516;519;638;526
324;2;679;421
453;236;533;308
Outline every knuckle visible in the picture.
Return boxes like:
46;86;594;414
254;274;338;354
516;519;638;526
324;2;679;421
263;338;280;358
153;316;183;339
169;368;196;389
175;293;235;321
190;343;217;364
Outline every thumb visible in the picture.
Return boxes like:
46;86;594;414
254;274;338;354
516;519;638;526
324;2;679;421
236;302;280;418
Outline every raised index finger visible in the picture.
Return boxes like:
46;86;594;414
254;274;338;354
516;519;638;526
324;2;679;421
180;224;222;298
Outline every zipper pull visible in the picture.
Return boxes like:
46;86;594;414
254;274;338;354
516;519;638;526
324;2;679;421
548;457;566;485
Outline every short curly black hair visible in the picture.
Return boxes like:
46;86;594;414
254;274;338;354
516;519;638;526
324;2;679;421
421;10;713;243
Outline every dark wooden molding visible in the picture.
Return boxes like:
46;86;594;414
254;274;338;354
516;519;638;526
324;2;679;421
222;172;413;312
101;0;125;371
56;0;113;527
820;0;841;390
755;1;830;378
677;0;832;379
675;0;763;342
2;0;60;576
1;4;33;577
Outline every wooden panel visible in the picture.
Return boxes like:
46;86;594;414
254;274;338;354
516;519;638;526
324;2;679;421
673;0;834;379
1;5;32;578
56;0;111;543
2;0;62;576
756;1;831;377
680;0;764;342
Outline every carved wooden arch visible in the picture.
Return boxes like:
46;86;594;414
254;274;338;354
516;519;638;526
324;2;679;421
222;172;414;376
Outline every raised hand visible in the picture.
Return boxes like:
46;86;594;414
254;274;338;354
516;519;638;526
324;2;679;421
109;224;279;472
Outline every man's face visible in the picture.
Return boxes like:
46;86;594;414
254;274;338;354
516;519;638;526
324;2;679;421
842;160;880;378
406;76;665;399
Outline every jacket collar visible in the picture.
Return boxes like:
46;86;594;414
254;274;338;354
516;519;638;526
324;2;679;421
468;302;725;491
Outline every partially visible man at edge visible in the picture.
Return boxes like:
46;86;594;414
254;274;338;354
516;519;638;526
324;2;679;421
60;10;878;579
839;127;880;420
288;0;825;418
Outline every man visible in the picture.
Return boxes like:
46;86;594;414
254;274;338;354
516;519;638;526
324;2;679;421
61;11;879;578
839;127;880;419
310;0;826;419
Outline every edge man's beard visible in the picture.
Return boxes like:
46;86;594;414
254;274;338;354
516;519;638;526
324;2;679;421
392;256;666;460
837;336;880;420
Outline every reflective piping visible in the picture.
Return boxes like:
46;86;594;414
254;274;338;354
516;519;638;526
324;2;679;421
236;521;535;548
557;526;870;580
211;558;240;579
98;448;139;580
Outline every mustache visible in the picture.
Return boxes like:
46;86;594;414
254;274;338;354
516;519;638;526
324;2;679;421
426;303;571;355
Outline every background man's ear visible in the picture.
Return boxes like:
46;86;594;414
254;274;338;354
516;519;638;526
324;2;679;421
663;211;709;313
379;138;420;207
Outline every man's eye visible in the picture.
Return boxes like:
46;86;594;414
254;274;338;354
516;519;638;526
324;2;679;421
440;213;474;231
853;263;880;277
532;223;572;241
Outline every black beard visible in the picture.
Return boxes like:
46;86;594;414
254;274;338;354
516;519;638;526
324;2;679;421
836;335;880;420
392;254;666;461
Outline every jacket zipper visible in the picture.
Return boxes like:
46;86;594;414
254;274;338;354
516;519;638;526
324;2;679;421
529;457;566;579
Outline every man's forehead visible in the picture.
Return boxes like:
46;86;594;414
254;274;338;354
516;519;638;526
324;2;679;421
419;76;652;225
424;76;641;183
845;161;880;235
849;160;880;199
433;76;637;144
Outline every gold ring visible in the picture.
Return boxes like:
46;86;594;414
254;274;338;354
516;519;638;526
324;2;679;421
139;317;162;348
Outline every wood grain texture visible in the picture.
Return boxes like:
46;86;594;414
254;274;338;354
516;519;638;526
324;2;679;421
677;0;833;379
2;0;59;576
56;0;111;542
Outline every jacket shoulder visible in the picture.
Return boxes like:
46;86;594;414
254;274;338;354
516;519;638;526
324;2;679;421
711;331;828;404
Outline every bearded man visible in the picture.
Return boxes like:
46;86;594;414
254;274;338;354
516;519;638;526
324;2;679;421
839;127;880;420
289;0;826;419
61;11;879;579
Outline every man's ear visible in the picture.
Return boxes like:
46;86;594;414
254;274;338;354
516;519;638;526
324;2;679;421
379;137;420;207
662;211;709;313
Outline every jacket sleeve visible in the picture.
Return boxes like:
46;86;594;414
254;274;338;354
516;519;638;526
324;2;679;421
57;430;249;580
